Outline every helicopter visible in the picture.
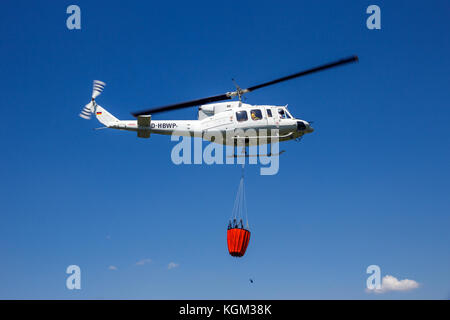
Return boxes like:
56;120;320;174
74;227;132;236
79;55;358;148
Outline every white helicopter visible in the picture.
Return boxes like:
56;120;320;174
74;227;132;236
80;56;358;149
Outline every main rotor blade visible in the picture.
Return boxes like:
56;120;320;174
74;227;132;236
131;55;358;117
131;93;232;117
244;55;358;92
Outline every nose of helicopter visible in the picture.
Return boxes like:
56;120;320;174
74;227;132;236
297;121;314;133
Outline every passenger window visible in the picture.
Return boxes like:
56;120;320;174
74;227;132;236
267;109;272;117
250;109;263;121
236;110;248;122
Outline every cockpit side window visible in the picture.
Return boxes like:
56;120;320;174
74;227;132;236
278;108;286;119
267;109;272;117
250;109;263;121
236;110;248;122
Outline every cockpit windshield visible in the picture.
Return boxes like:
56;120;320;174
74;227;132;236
285;109;293;119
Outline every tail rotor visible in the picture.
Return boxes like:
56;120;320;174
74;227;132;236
79;80;106;120
92;80;105;100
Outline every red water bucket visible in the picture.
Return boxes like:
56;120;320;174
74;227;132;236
227;227;251;257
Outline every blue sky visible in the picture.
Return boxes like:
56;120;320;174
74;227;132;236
0;0;449;299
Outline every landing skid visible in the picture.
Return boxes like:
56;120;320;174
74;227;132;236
228;150;286;158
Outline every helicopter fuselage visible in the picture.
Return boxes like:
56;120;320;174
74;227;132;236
107;101;313;145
